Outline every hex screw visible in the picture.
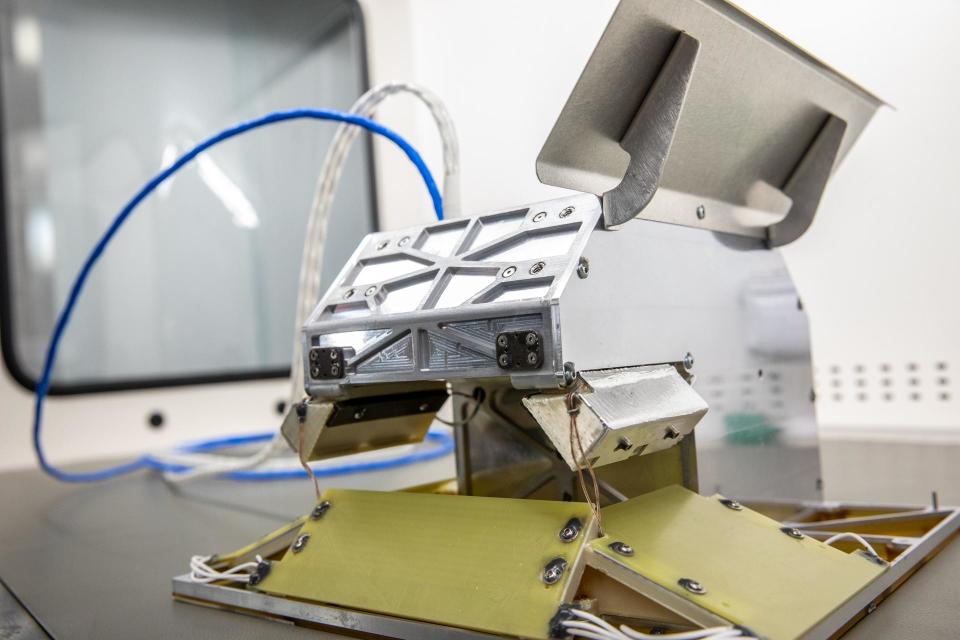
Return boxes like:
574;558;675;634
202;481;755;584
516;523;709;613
558;517;583;543
780;526;804;540
559;206;575;218
614;437;633;452
419;402;429;412
309;350;320;363
498;354;510;368
683;352;695;370
678;577;707;595
329;350;339;361
525;332;539;347
563;362;577;386
365;286;377;297
353;408;366;420
663;426;680;440
719;498;743;511
696;205;706;220
376;240;389;250
330;364;341;377
310;366;321;378
526;352;539;366
502;265;517;278
398;236;410;247
496;334;509;348
577;257;589;279
344;288;355;299
533;211;547;223
292;533;311;553
530;261;546;274
608;541;634;557
541;557;568;585
311;500;331;520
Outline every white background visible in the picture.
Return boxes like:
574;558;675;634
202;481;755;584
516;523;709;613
1;0;958;472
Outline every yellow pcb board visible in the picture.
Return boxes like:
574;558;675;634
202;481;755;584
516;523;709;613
254;489;594;639
592;485;886;639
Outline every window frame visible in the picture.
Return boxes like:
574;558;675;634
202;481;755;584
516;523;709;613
0;0;378;396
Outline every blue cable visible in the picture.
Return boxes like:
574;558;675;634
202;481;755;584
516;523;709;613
34;108;444;483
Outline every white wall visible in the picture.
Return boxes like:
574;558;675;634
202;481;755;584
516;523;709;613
2;0;958;473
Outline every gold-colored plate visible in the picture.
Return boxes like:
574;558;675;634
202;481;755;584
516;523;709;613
254;489;594;639
590;485;886;639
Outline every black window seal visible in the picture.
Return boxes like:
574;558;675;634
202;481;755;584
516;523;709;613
0;0;378;396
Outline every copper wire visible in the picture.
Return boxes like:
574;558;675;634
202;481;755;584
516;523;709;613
566;392;603;535
296;403;321;500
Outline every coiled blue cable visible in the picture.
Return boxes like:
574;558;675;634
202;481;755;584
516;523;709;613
34;108;444;483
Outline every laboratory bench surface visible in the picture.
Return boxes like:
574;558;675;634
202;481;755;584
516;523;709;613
1;443;959;639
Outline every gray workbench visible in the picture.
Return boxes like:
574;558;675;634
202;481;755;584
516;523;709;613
1;456;957;639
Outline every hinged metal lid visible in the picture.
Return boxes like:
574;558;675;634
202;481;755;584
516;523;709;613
536;0;885;245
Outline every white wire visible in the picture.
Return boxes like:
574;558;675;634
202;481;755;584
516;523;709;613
561;609;748;640
188;554;263;584
823;532;881;559
154;83;459;485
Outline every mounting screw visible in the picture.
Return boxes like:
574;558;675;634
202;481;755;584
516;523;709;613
614;437;633;452
496;334;509;348
330;363;341;377
502;265;516;278
780;526;804;540
576;257;590;279
530;261;546;274
310;366;321;378
559;206;575;218
683;352;695;370
353;408;366;420
558;517;583;543
533;211;548;223
719;498;743;511
344;288;355;299
525;332;539;347
398;235;410;247
696;205;706;220
526;352;539;366
663;425;680;440
365;286;377;297
309;350;320;363
248;560;272;586
678;577;707;595
541;557;568;585
376;240;389;250
329;350;339;361
608;541;634;557
498;354;510;368
292;533;311;553
311;500;331;520
563;362;577;386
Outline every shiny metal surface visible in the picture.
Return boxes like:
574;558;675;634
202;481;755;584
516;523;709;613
523;365;707;469
537;0;884;240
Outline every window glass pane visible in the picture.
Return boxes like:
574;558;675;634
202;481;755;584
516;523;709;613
0;0;376;388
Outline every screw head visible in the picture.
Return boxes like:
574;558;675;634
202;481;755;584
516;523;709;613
329;350;339;361
533;211;547;223
376;240;389;250
683;352;695;370
311;500;331;520
559;206;575;218
563;362;577;386
719;498;743;511
781;526;804;539
525;332;539;347
530;261;546;274
419;402;429;412
526;352;539;366
292;533;311;553
679;577;707;595
310;366;321;378
502;266;517;278
365;286;377;297
330;364;341;377
309;350;320;363
496;334;509;348
558;517;583;543
576;257;589;279
541;557;568;585
353;408;366;420
663;425;680;440
344;288;355;299
398;235;410;247
696;205;706;220
498;354;510;368
609;541;634;557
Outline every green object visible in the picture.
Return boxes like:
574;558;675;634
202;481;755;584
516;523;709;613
591;485;885;639
255;489;594;639
724;412;781;445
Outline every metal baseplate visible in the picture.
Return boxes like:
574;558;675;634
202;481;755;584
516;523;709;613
172;486;960;640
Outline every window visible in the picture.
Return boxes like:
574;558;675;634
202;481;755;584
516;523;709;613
0;0;376;392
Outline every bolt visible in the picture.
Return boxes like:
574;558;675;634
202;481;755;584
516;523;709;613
376;240;389;250
533;211;547;223
330;364;341;377
353;408;366;420
525;332;539;347
559;206;575;218
679;578;707;595
526;352;539;366
663;426;680;440
365;286;377;297
292;533;311;553
309;350;320;363
398;236;410;247
496;334;509;348
563;362;577;386
614;437;633;452
719;498;743;511
344;288;355;299
577;257;589;279
502;266;517;278
608;541;634;557
310;366;321;378
696;205;706;220
498;354;510;368
329;350;339;361
683;352;695;370
541;557;567;585
311;500;331;520
781;526;804;540
419;403;429;412
558;517;583;543
530;261;545;274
